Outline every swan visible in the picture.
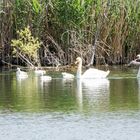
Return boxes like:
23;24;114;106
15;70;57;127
75;57;110;79
128;54;140;78
128;54;140;66
34;67;46;75
40;75;52;81
16;67;28;79
62;72;74;79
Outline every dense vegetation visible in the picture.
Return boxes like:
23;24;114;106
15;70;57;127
0;0;140;67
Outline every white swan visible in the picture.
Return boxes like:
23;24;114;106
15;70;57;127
62;72;74;79
34;67;46;75
40;75;52;81
128;54;140;78
75;57;110;79
16;67;28;79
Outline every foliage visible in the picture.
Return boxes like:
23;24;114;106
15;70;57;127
0;0;140;66
11;26;42;66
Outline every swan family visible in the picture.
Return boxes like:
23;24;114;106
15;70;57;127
15;54;140;80
17;54;140;80
16;57;110;80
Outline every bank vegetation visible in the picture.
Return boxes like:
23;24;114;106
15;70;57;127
0;0;140;67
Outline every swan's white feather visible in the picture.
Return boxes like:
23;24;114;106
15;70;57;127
62;72;74;79
75;57;110;79
82;68;110;79
40;75;52;81
16;68;28;79
34;67;46;75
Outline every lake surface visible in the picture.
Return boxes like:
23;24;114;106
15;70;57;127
0;66;140;140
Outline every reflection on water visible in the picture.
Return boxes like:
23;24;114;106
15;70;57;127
1;68;140;139
75;79;110;113
0;70;140;113
75;79;82;111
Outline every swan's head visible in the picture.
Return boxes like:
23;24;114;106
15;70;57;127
136;54;140;59
75;57;82;64
17;67;20;71
35;67;38;70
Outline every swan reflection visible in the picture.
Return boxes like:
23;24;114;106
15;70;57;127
39;76;52;93
76;79;110;112
76;79;83;111
137;79;140;107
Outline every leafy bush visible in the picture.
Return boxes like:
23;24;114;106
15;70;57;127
11;26;42;66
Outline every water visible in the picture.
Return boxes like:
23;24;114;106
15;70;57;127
0;66;140;140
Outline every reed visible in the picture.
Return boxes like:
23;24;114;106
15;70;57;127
0;0;139;66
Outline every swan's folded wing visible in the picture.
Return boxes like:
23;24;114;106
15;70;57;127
82;68;110;78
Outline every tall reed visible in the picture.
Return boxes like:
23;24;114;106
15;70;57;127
0;0;139;66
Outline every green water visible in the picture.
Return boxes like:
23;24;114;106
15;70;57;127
0;66;140;140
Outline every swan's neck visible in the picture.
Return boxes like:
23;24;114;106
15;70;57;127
76;62;82;79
